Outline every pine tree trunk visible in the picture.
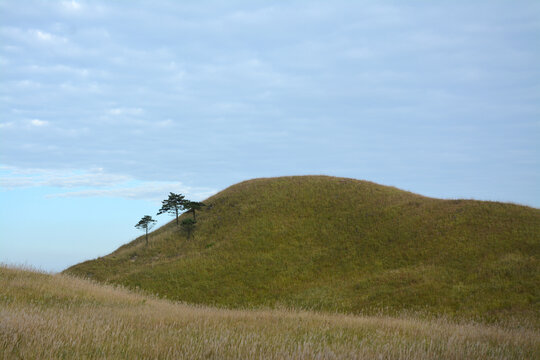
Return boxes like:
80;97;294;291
175;208;179;225
192;209;196;221
145;228;148;246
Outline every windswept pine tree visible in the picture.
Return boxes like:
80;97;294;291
184;201;205;221
135;215;156;246
157;192;186;226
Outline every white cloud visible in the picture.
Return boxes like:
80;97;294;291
31;29;67;44
0;166;216;201
1;26;68;47
0;167;128;188
0;122;14;129
62;0;81;11
46;182;215;201
26;64;92;77
109;108;144;116
14;80;42;89
156;119;174;127
58;81;102;94
35;30;52;41
29;119;49;127
343;47;374;59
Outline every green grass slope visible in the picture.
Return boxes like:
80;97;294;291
65;176;540;323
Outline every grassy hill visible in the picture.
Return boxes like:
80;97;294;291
65;176;540;323
2;265;538;359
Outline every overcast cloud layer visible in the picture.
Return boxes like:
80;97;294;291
1;0;539;203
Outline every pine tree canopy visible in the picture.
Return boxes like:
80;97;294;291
157;192;186;215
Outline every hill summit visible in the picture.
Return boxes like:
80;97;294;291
65;176;540;322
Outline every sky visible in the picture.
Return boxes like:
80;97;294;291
1;0;539;272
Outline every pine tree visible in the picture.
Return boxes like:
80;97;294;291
184;201;205;221
181;218;196;240
135;215;157;246
157;192;186;225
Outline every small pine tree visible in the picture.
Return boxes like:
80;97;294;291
184;201;205;221
135;215;157;246
181;218;196;240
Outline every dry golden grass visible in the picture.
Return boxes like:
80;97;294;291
1;265;538;359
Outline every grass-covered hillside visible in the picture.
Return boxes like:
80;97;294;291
2;265;538;359
65;176;540;323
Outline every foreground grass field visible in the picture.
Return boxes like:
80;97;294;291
66;176;540;323
1;266;539;359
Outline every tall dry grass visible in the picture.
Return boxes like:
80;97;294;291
1;265;538;359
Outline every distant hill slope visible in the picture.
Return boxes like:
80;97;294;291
65;176;540;322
